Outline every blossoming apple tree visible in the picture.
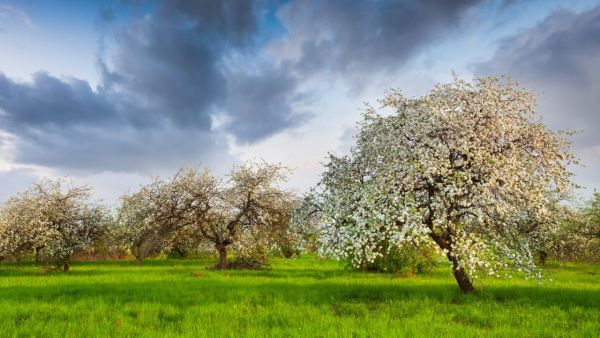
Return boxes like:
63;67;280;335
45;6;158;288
317;76;575;292
0;179;108;271
187;162;293;269
115;161;293;269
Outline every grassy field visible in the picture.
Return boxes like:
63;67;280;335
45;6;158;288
0;257;598;337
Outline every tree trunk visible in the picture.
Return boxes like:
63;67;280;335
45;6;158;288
428;231;474;293
447;253;474;293
217;245;228;270
63;263;70;272
539;251;547;266
132;245;143;265
35;247;42;262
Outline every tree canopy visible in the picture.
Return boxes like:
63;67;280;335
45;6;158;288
115;161;294;269
0;179;108;271
315;76;575;292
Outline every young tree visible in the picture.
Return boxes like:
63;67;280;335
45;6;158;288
0;179;108;271
317;76;575;292
581;192;600;242
549;193;600;262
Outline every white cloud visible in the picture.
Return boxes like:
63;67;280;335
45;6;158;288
0;5;34;28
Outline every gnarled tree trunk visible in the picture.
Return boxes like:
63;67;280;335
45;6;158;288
447;253;474;293
429;231;474;293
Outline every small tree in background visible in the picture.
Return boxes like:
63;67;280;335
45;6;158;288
114;170;208;264
0;179;108;271
316;76;575;292
581;192;600;244
186;162;294;269
549;193;600;262
284;192;324;256
163;225;204;258
115;187;164;264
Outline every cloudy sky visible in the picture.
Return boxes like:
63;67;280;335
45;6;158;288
0;0;599;204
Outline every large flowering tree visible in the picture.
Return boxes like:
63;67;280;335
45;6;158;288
317;76;575;292
0;179;108;271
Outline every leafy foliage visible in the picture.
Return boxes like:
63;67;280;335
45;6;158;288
353;242;439;275
228;246;271;270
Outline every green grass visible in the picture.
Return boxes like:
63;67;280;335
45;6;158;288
0;257;599;337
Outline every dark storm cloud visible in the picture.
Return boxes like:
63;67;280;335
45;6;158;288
0;0;488;172
100;0;263;129
0;70;229;172
278;0;482;78
0;72;117;128
98;5;115;23
476;5;600;191
162;0;259;45
223;64;311;142
0;0;263;171
476;6;600;146
14;124;228;173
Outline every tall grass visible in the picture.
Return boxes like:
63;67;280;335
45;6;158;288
0;257;598;337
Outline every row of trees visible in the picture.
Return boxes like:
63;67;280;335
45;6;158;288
1;76;598;292
0;162;302;271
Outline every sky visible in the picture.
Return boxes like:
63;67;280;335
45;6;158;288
0;0;599;205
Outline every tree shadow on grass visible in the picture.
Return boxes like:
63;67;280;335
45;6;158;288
0;259;350;279
2;258;599;314
0;259;216;277
1;272;599;311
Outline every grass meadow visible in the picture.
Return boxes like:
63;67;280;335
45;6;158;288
0;256;599;337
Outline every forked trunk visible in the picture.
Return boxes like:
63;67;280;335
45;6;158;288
217;245;228;270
